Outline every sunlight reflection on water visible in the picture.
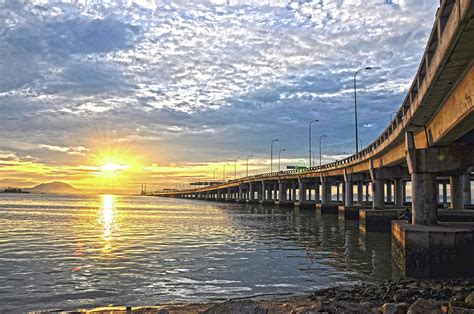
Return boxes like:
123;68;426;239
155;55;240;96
99;195;115;254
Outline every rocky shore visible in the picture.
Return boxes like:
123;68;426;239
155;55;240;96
57;279;474;313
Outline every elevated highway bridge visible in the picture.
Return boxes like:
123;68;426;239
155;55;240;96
155;0;474;278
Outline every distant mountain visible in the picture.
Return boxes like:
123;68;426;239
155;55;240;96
24;181;80;194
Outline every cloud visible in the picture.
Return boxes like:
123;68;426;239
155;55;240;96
0;0;440;190
38;144;89;155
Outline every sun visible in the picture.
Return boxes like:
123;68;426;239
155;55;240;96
101;162;129;173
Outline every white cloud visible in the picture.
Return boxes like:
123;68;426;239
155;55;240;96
0;0;439;164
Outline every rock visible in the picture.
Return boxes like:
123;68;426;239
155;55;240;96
202;300;268;314
381;302;408;314
158;309;169;314
291;306;320;314
329;301;373;313
407;298;443;314
448;307;474;314
466;293;474;308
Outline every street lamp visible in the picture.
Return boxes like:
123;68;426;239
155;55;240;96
354;66;373;153
309;119;319;168
270;139;278;173
278;148;286;172
212;168;218;180
390;111;397;121
298;159;306;168
234;157;240;179
358;137;363;150
319;135;327;167
246;154;254;177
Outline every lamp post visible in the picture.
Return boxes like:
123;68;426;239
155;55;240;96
278;148;286;172
354;66;373;153
234;157;240;179
212;168;218;180
358;137;363;150
319;135;327;167
246;154;254;177
270;139;278;173
223;164;226;181
298;159;306;168
309;119;319;168
390;111;397;121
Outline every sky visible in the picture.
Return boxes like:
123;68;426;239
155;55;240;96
0;0;439;193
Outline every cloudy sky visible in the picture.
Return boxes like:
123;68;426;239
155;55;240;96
0;0;439;193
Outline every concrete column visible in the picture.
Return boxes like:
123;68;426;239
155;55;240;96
394;178;403;207
278;182;285;202
442;183;448;205
314;180;320;203
249;183;254;200
412;173;438;225
463;174;471;206
386;181;392;203
372;179;384;209
274;183;278;200
292;182;297;201
402;181;407;204
450;175;463;209
321;179;331;205
341;181;346;205
345;180;354;207
298;180;306;202
365;182;369;202
357;181;363;204
405;131;438;225
261;181;266;201
336;184;340;202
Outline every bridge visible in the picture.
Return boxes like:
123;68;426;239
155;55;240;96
155;0;474;278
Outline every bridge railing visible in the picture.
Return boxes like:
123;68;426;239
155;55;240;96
159;0;461;196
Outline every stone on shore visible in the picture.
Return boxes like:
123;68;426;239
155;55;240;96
466;292;474;308
201;300;268;314
381;302;409;314
448;307;474;314
407;298;443;314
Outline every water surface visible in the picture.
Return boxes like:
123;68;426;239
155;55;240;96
0;194;395;312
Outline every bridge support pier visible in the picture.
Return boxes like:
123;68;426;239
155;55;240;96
394;178;404;207
296;179;313;209
339;171;358;220
450;175;463;210
317;177;338;214
386;181;392;204
442;182;448;206
357;180;364;205
314;179;320;204
276;181;292;207
370;161;385;210
463;172;471;207
392;132;474;278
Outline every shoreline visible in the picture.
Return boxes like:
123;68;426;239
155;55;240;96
42;278;474;313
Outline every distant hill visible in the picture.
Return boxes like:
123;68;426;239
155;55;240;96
24;181;80;194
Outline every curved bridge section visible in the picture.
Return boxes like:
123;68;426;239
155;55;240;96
154;0;474;279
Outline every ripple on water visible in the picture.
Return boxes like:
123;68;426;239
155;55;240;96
0;194;394;312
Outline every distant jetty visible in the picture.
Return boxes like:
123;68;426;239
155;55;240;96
1;187;30;194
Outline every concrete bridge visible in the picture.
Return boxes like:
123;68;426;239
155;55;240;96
155;0;474;278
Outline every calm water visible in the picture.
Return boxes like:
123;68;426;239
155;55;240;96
0;194;395;312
